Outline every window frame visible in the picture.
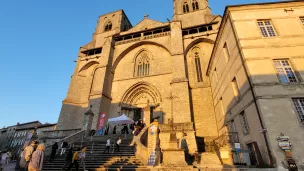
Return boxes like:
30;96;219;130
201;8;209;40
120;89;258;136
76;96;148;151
240;111;250;136
231;77;240;98
300;17;304;26
223;42;230;63
192;1;199;11
273;59;298;83
136;51;150;77
104;21;113;32
220;97;225;116
257;20;277;38
292;98;304;123
195;55;203;82
183;2;190;13
214;67;218;83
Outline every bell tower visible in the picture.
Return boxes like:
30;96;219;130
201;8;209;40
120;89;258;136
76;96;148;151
173;0;213;28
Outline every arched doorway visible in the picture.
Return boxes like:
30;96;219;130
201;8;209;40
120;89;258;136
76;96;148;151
120;82;162;123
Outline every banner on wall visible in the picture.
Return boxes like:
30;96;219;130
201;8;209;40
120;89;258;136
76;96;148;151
98;113;106;135
22;130;35;149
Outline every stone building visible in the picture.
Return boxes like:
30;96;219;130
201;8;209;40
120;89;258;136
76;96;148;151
57;0;221;144
0;121;41;151
0;125;17;151
208;0;304;169
56;0;304;169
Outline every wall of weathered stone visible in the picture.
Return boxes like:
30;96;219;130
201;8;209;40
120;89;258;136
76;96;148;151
110;43;173;121
207;8;270;166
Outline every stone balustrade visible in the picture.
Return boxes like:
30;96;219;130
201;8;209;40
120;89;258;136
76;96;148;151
115;31;170;46
39;128;81;140
133;125;149;164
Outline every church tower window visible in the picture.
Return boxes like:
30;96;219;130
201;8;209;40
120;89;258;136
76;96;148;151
192;0;199;11
195;52;203;82
183;2;190;13
104;21;112;32
136;51;150;77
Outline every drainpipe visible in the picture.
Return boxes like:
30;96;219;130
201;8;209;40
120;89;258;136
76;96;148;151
228;12;274;167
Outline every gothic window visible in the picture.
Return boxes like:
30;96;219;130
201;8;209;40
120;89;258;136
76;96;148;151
192;48;203;82
104;21;112;32
194;52;203;82
136;51;150;77
183;2;190;13
192;0;199;11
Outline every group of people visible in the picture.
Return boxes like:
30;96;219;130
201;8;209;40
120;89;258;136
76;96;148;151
1;151;11;165
61;146;87;171
103;136;122;154
132;119;146;136
18;140;45;171
48;141;87;171
49;141;68;162
112;119;146;136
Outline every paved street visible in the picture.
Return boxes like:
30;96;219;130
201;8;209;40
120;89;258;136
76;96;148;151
1;162;16;171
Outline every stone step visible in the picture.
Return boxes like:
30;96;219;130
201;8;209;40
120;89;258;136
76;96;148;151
43;136;145;171
45;160;143;164
44;168;150;171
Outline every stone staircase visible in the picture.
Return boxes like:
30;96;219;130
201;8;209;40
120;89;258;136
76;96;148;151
43;135;149;171
200;153;222;166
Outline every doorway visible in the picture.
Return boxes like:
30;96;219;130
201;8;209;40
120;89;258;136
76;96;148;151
134;108;142;122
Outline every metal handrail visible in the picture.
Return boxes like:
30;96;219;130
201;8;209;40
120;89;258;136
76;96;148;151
213;132;239;148
44;130;85;155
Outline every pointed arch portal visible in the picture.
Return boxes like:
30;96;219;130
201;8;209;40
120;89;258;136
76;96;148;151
120;82;162;123
121;82;162;108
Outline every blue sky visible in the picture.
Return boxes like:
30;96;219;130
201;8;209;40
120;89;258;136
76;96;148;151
0;0;280;128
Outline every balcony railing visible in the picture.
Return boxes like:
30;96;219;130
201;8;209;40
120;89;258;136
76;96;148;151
213;132;239;148
115;31;170;46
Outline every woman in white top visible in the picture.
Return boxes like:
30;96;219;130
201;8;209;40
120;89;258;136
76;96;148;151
103;137;111;154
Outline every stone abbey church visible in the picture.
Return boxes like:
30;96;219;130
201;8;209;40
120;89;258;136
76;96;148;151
57;0;220;139
57;0;304;168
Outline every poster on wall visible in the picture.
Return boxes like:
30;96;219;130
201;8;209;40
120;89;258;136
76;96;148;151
98;113;106;135
149;121;158;135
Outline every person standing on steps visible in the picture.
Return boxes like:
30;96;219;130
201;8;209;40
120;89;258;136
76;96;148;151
123;124;129;135
115;136;122;152
113;126;116;135
28;143;45;171
79;146;87;171
67;148;81;171
61;148;73;171
49;142;58;162
103;137;111;154
60;141;68;156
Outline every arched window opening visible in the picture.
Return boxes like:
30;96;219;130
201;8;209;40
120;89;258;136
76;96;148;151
183;2;190;13
192;48;203;82
192;1;199;11
104;21;112;32
136;52;150;77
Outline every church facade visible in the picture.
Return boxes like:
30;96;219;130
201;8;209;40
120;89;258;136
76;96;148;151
57;0;220;140
56;0;304;169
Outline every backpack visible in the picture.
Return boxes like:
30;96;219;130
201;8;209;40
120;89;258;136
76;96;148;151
19;150;29;168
